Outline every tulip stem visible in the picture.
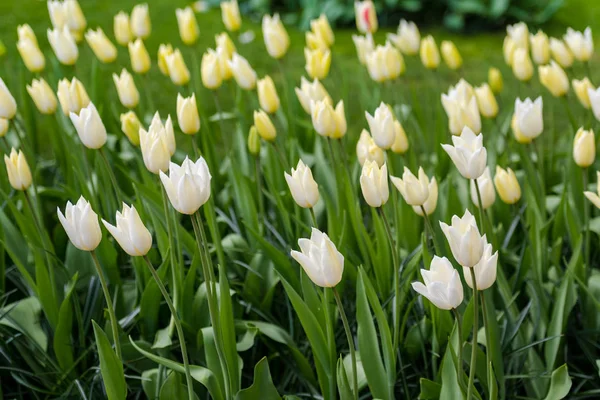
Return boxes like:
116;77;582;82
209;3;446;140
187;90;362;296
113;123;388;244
473;179;485;232
255;157;265;233
467;268;479;400
380;208;400;355
479;292;492;391
583;169;591;276
143;255;195;400
161;184;181;338
309;207;318;228
333;287;358;400
420;205;441;254
452;308;464;389
90;250;122;360
276;58;294;137
99;147;122;205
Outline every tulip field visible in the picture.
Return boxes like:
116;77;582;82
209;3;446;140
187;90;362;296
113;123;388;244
3;0;600;399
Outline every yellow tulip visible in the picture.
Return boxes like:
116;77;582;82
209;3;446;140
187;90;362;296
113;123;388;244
176;93;200;135
221;0;241;32
120;111;141;145
247;126;260;155
166;49;190;86
420;35;440;70
474;84;499;119
176;7;199;45
128;38;151;74
494;166;521;204
4;148;32;191
85;28;117;64
157;43;173;76
304;48;331;80
262;14;290;59
441;40;462;70
253;110;276;141
573;77;594;109
530;30;550;64
131;3;151;39
573;128;595;168
488;67;503;94
257;76;280;114
113;69;139;109
27;78;58;115
215;32;236;58
201;49;222;90
512;48;533;82
550;38;574;68
538;61;569;97
113;11;132;46
310;14;334;47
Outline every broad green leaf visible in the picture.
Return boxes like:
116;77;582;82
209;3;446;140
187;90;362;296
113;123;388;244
419;378;442;399
159;371;199;400
336;356;353;400
218;263;241;393
0;297;47;351
543;364;572;400
235;357;281;400
53;273;78;372
92;321;126;400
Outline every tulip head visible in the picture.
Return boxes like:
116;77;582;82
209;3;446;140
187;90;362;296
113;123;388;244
285;160;319;208
391;121;409;154
114;11;132;46
26;78;57;115
65;0;86;35
215;32;236;58
470;167;496;209
355;1;378;34
17;36;45;73
512;48;533;82
530;30;550;64
387;19;420;55
221;0;241;32
295;76;332;114
102;204;152;256
69;102;107;149
550;38;574;68
120;111;141;145
310;15;334;47
257;76;280;114
584;171;600;209
412;256;463;310
247;126;260;155
176;7;199;45
514;97;543;139
57;196;102;251
356;130;384;167
503;36;516;66
157;43;173;76
160;157;212;215
228;53;257;90
0;79;16;120
462;241;498;290
573;128;595;168
113;69;140;109
441;126;487;179
365;102;395;149
48;0;68;29
474;84;499;119
253;110;276;141
139;112;176;174
128;38;151;74
57;77;90;116
18;24;38;47
352;34;374;65
4;148;32;191
441;79;481;135
262;14;290;59
420;35;440;69
564;27;593;62
365;42;404;82
166;49;190;86
440;209;485;268
391;166;430;206
588;87;600;122
291;228;344;288
85;28;117;63
131;3;151;39
360;160;389;208
413;177;438;216
177;93;200;135
201;49;223;90
47;26;78;65
441;40;462;70
507;22;529;50
494;166;521;204
573;77;594;109
538;61;569;97
488;67;503;94
310;100;346;138
304;48;331;80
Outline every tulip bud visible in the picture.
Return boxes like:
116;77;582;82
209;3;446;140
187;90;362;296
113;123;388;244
166;49;190;86
442;127;487;179
0;119;8;137
507;22;529;50
366;42;404;82
530;30;550;64
352;34;374;65
413;177;437;216
156;43;173;76
573;78;594;109
355;1;378;34
160;157;211;215
440;209;485;268
295;77;332;114
176;93;200;135
412;256;463;310
584;171;600;209
253;110;276;141
539;61;569;97
114;11;132;46
474;84;499;119
262;14;290;59
216;45;233;81
128;38;151;74
387;19;420;56
215;32;236;58
48;0;67;29
257;76;280;114
310;99;346;139
291;228;344;288
420;35;440;69
588;87;600;122
511;114;532;144
462;241;498;290
441;79;481;135
18;24;38;47
391;166;430;206
228;53;257;90
304;48;331;80
4;148;32;191
550;38;574;68
201;49;223;90
356;130;384;167
503;36;516;66
120;111;141;145
57;77;90;116
17;37;45;73
247;126;260;155
131;3;151;39
514;97;543;140
564;27;593;62
69;102;107;149
47;26;78;65
310;15;335;47
221;0;241;32
573;128;595;168
307;32;330;52
365;102;395;149
65;0;86;35
58;197;102;251
441;40;462;70
176;7;199;46
85;28;117;64
494;166;521;204
488;67;503;94
512;48;533;82
0;79;17;120
27;78;58;115
360;160;389;208
285;160;319;208
102;204;152;256
391;121;409;154
139;112;176;174
470;167;496;209
113;69;140;109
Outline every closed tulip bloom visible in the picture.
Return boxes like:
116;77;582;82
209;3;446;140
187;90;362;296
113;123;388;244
253;110;276;141
512;48;533;82
247;126;260;155
216;45;233;81
507;22;529;50
48;0;67;29
440;209;485;268
176;93;200;135
160;157;211;215
539;61;569;97
310;99;346;139
0;79;17;119
573;78;594;109
441;79;481;135
295;76;332;114
530;30;550;64
4;148;32;190
412;256;463;310
257;76;280;114
112;69;140;109
441;40;462;70
494;166;521;204
511;114;532;144
391;121;409;154
131;3;151;39
228;53;257;90
310;15;334;47
120;111;141;145
515;97;543;139
564;27;593;62
176;7;199;45
573;128;595;168
18;24;38;47
462;241;498;290
387;19;420;55
503;37;516;66
27;78;57;115
352;34;374;65
157;44;173;75
355;1;378;34
291;228;344;288
114;11;132;46
474;84;499;119
215;32;236;58
584;171;600;208
420;35;440;69
70;102;107;149
366;42;404;82
365;102;395;149
588;87;600;121
262;14;289;59
356;130;384;167
47;26;78;65
201;49;222;90
0;119;8;137
470;167;496;209
360;160;389;208
550;38;573;68
57;197;102;251
17;38;45;73
285;160;319;208
221;0;241;32
85;28;117;63
306;31;328;51
128;39;151;74
166;49;190;86
102;204;152;256
65;0;86;34
304;48;331;80
488;67;503;94
413;177;437;216
57;77;90;116
139;112;176;174
442;126;487;179
391;166;430;206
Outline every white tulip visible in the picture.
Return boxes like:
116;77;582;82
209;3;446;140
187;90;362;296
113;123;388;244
360;160;389;208
48;0;67;29
131;3;151;39
57;77;90;116
413;177;438;216
462;241;498;290
284;160;319;208
564;27;593;62
69;102;107;149
227;53;257;90
295;76;332;114
587;87;600;122
4;148;32;191
440;209;486;268
470;167;496;209
412;256;464;310
47;26;78;65
390;166;430;206
356;129;384;167
441;79;481;135
113;69;140;109
365;102;395;149
57;196;102;251
441;126;487;179
160;157;212;215
262;14;290;59
387;19;420;55
506;22;529;50
352;34;374;65
291;228;344;288
102;204;152;256
514;97;543;139
0;78;17;119
139;112;176;174
584;171;600;209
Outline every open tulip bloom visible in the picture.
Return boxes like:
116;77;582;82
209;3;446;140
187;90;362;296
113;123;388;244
412;256;464;310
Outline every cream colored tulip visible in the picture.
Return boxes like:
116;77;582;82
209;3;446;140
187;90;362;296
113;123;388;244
47;26;78;65
584;171;600;209
474;84;499;119
442;127;487;179
0;79;17;120
177;93;200;135
166;49;190;86
304;48;331;80
113;69;139;109
503;36;516;66
27;78;57;115
441;79;481;135
57;77;90;116
120;111;141;145
254;110;276;141
69;102;107;149
365;102;395;149
413;177;437;216
462;240;498;290
0;119;8;137
470;167;496;209
128;38;151;74
201;49;222;90
306;31;328;51
573;128;595;168
65;0;86;35
391;166;430;206
511;114;532;144
160;157;212;215
17;38;45;73
291;228;344;288
356;130;384;167
488;67;503;94
85;28;117;63
102;204;152;256
366;42;404;82
512;48;533;82
262;14;289;59
494;166;521;204
18;24;38;47
352;34;374;65
360;161;388;207
310;15;334;47
216;45;233;81
57;197;102;251
257;76;280;114
530;30;550;64
539;61;569;97
215;32;236;58
507;22;529;50
412;256;463;310
440;209;485;268
420;35;440;69
310;100;346;139
573;78;594;109
155;43;172;76
514;97;543;139
550;38;573;68
295;76;332;114
285;160;319;208
176;7;199;45
4;148;32;191
564;27;593;62
131;3;151;39
387;19;420;55
391;121;409;154
588;87;600;122
114;11;131;46
355;1;378;34
221;0;241;32
441;40;462;70
139;112;176;174
228;53;257;90
48;0;67;29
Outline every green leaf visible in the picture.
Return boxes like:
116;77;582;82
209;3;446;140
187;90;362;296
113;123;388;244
53;273;78;372
218;263;241;393
440;342;464;400
419;378;442;399
92;320;127;400
336;356;353;400
159;371;199;400
0;297;47;351
235;357;281;400
543;364;572;400
141;368;159;400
